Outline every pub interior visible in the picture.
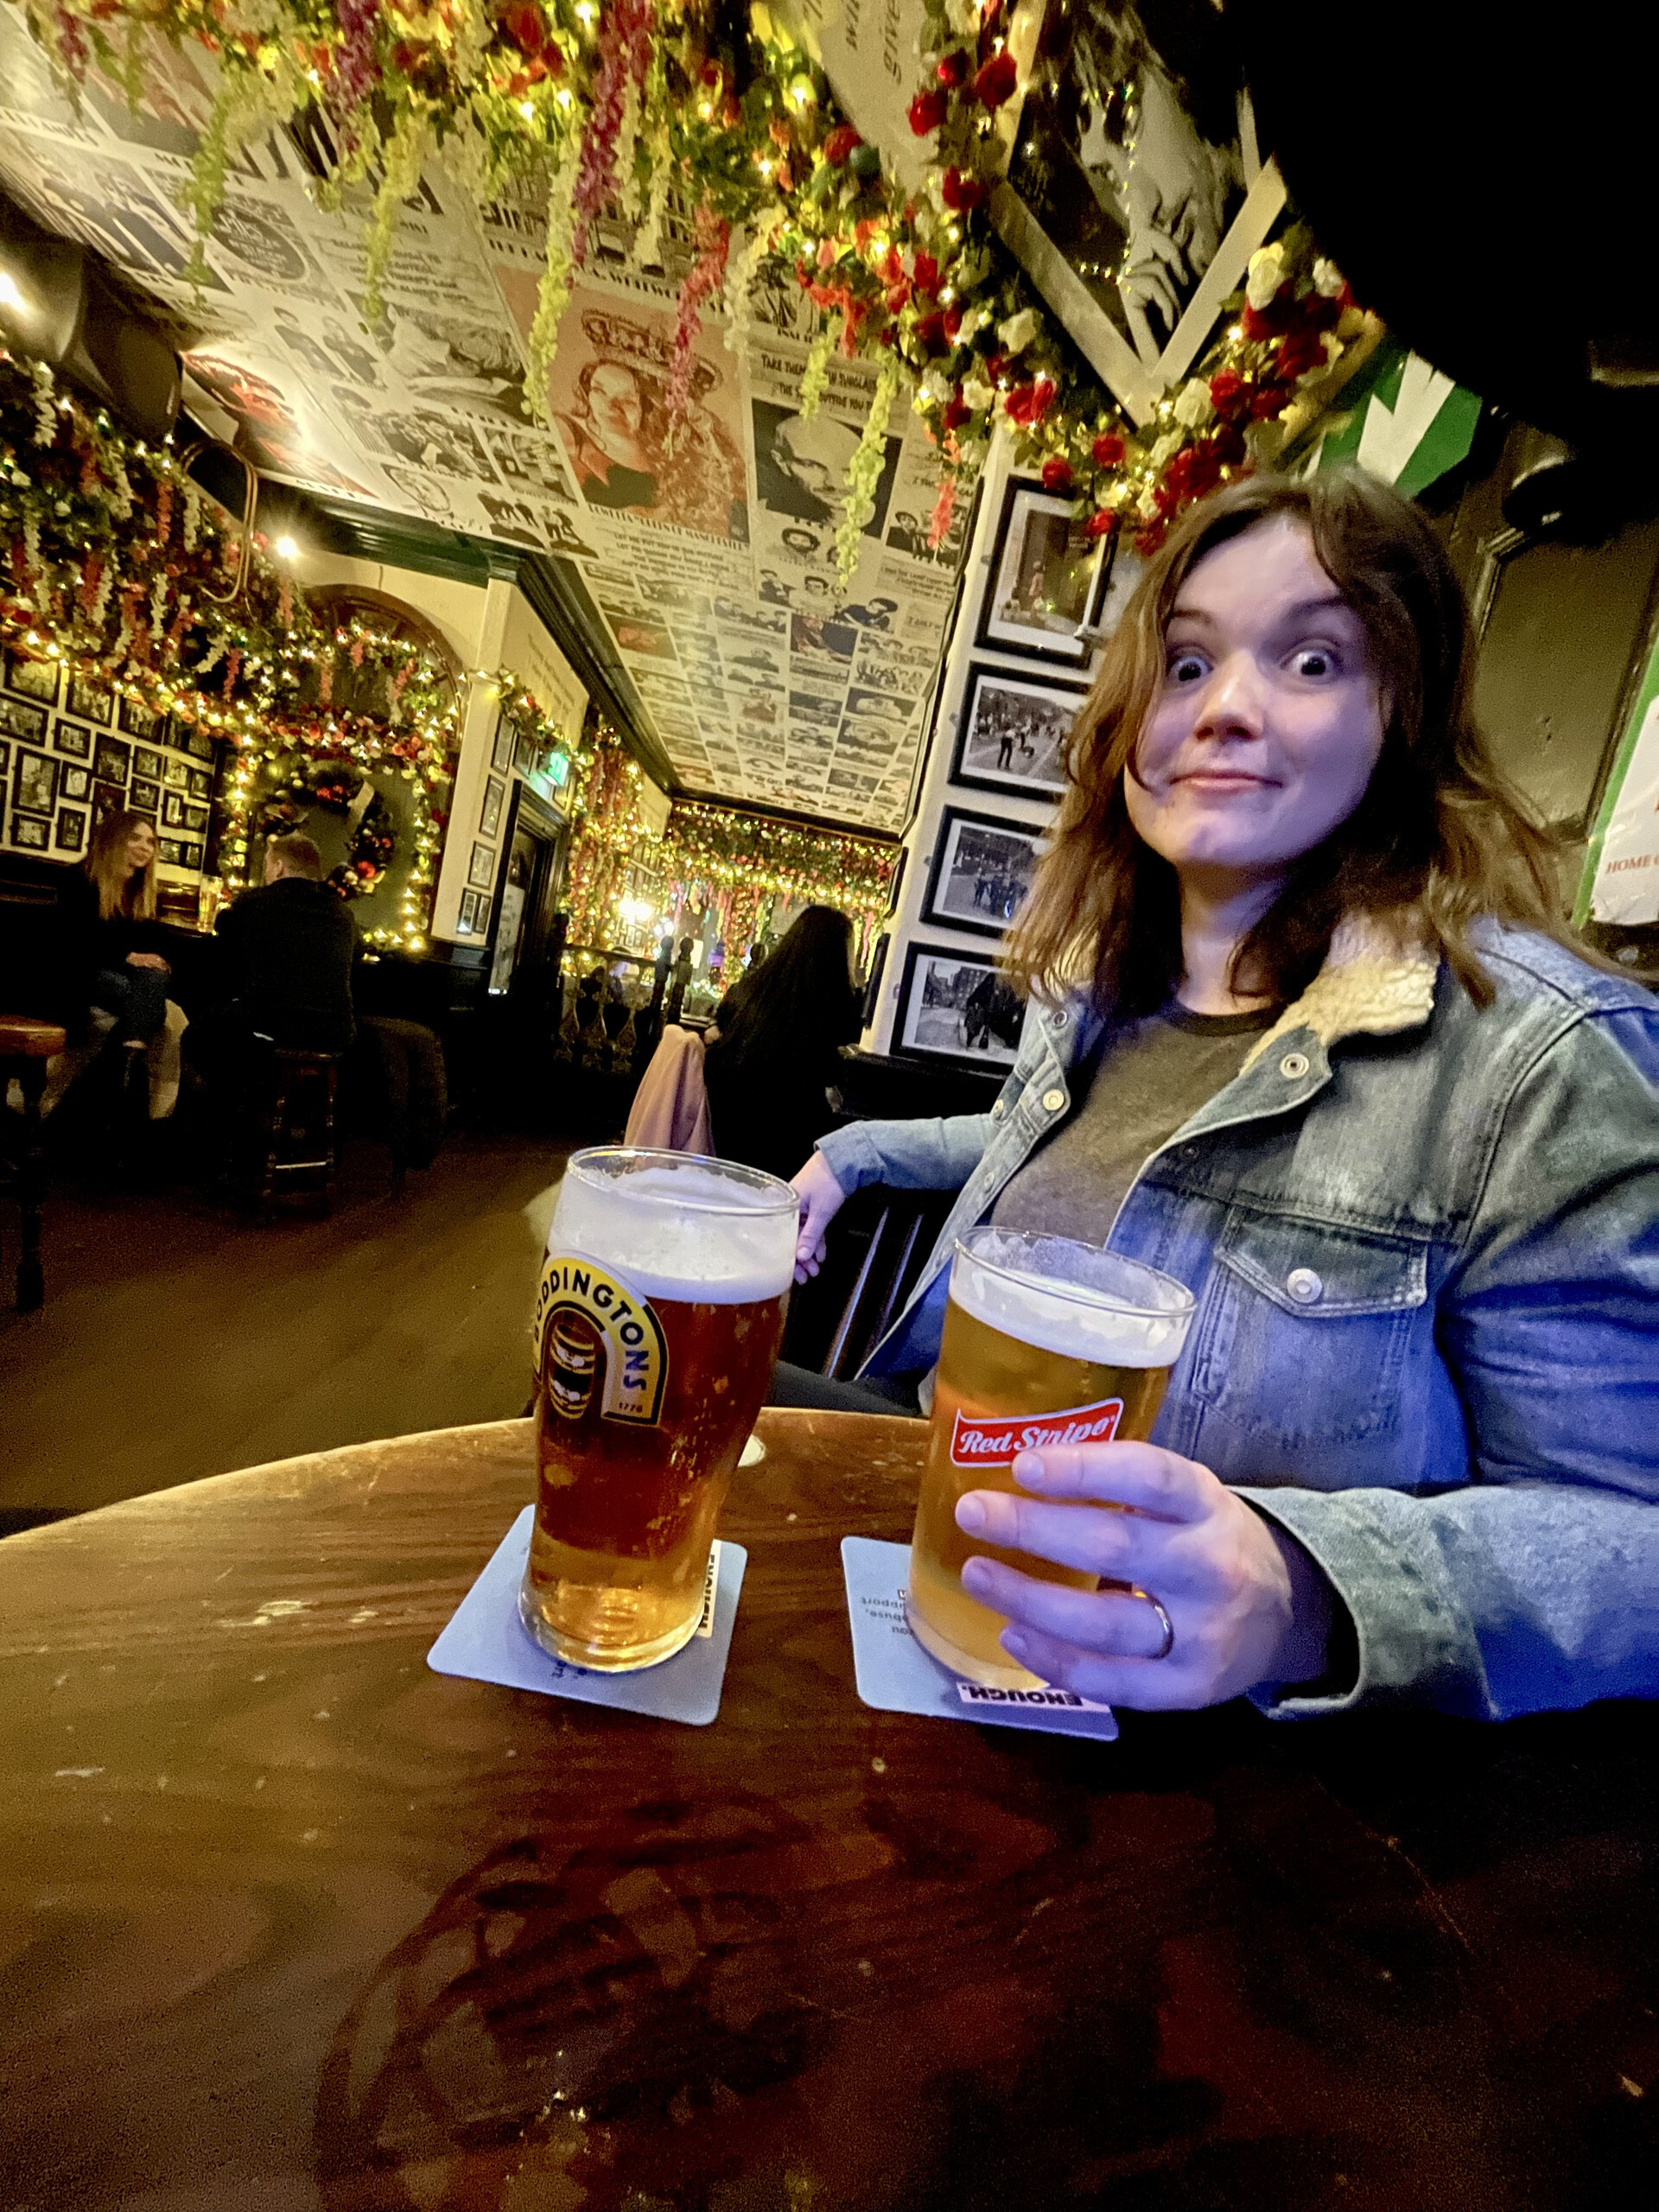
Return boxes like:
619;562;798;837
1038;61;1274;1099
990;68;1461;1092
2;3;1656;2206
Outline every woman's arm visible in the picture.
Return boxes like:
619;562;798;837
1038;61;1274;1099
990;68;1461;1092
814;1109;995;1199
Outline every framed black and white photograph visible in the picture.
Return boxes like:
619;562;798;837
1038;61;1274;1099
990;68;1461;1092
182;726;215;762
118;694;166;741
156;836;186;867
480;773;505;838
0;739;9;779
512;728;536;775
923;808;1045;938
0;695;49;747
162;758;189;790
13;747;57;818
91;781;125;835
60;763;92;802
952;664;1086;802
893;942;1028;1071
161;791;187;828
885;845;907;918
132;745;164;781
457;887;481;934
54;804;87;855
182;802;210;834
492;715;515;774
976;479;1105;668
52;718;93;761
181;841;204;868
130;777;160;812
93;736;130;786
4;652;59;707
8;812;48;851
186;766;213;800
468;840;496;891
67;677;111;725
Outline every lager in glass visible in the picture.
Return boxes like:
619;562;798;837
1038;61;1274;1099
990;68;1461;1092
523;1147;796;1670
907;1227;1196;1688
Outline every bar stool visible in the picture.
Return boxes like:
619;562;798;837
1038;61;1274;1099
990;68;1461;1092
0;1014;68;1310
256;1046;342;1216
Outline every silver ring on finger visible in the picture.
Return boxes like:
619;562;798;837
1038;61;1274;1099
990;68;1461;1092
1131;1586;1175;1661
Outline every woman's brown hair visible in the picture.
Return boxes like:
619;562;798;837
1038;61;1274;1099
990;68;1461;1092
1003;467;1568;1015
85;809;156;924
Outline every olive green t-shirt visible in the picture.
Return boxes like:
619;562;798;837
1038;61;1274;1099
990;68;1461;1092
990;1002;1280;1246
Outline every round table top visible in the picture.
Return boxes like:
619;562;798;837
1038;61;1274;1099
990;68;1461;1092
1;1411;1654;2211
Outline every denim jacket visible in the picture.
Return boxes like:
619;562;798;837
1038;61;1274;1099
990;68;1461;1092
817;921;1659;1722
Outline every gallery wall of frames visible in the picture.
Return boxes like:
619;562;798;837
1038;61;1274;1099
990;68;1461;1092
861;430;1126;1071
1;647;221;890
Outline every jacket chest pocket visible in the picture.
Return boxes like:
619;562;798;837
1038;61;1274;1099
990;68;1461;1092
1185;1211;1430;1447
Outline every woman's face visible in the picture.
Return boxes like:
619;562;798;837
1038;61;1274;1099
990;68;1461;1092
1124;519;1388;893
124;821;157;875
588;364;644;442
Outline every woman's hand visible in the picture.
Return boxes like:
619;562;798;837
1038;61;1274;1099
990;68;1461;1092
789;1150;848;1283
955;1442;1337;1710
125;951;169;974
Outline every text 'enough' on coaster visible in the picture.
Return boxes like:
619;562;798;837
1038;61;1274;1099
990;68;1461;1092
841;1536;1119;1741
429;1507;747;1727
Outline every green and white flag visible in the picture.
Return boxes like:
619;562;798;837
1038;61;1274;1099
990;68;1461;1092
1576;630;1659;926
1313;340;1482;500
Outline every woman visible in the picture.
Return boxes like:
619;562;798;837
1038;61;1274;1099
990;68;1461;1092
787;469;1659;1721
52;810;188;1118
703;906;862;1184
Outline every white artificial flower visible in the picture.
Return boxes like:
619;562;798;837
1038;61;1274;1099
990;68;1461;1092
920;367;952;408
1136;486;1160;518
955;303;989;346
945;0;978;35
1245;242;1285;312
1150;429;1184;467
1172;377;1214;429
996;308;1038;354
1313;257;1345;298
962;375;995;412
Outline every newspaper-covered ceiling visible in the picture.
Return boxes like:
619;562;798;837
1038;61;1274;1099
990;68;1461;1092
0;14;972;832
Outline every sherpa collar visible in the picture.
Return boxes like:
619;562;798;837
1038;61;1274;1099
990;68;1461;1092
1241;914;1440;1071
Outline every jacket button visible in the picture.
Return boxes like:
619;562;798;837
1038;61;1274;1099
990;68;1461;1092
990;1100;1007;1120
1287;1268;1323;1305
1041;1088;1065;1113
1280;1052;1310;1079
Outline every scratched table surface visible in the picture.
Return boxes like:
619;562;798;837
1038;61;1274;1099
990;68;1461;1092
0;1411;1654;2212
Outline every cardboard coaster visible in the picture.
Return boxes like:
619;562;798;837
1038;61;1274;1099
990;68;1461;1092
428;1507;746;1727
841;1536;1118;1741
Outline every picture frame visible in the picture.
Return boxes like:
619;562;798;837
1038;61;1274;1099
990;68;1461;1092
975;478;1105;667
161;791;187;827
884;844;907;918
922;808;1045;939
8;812;49;851
951;664;1087;803
182;726;215;762
13;747;57;817
132;745;164;780
0;738;9;780
162;758;189;790
0;695;49;747
90;781;125;834
480;773;505;838
118;694;165;741
93;736;131;785
67;677;111;725
59;763;92;801
4;652;59;707
182;802;210;834
186;766;213;800
181;840;203;868
492;715;515;774
512;728;535;775
861;931;890;1027
892;941;1028;1071
53;804;87;855
130;777;160;812
457;887;481;934
156;836;186;866
52;718;94;761
468;840;496;890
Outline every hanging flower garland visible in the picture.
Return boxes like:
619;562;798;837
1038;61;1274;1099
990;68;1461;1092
251;754;399;901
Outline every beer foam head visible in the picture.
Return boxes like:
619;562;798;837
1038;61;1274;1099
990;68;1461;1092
950;1229;1194;1367
550;1149;797;1304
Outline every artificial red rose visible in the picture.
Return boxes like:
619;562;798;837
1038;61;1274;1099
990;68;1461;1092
1040;455;1073;493
1249;384;1287;421
944;390;972;431
913;309;950;355
1241;296;1294;344
982;352;1007;384
1091;430;1126;469
699;60;721;86
912;251;940;296
1004;377;1057;427
1302;290;1343;333
1275;329;1326;381
823;124;861;165
886;279;912;316
973;51;1019;108
1207;368;1246;416
499;3;546;58
936;49;971;87
908;87;950;135
944;303;963;342
1135;519;1168;556
1085;509;1117;540
355;861;378;878
1211;421;1248;466
941;166;988;213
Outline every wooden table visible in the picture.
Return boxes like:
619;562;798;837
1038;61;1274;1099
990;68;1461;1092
1;1413;1654;2212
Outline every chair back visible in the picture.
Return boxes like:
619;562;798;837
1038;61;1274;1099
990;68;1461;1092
624;1025;713;1154
816;1185;956;1380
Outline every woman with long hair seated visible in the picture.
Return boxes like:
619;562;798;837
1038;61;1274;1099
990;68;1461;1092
785;468;1659;1721
702;904;863;1184
48;809;188;1119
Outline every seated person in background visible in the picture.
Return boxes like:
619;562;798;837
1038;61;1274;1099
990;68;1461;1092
47;810;188;1119
213;832;357;1053
781;468;1659;1724
702;905;863;1184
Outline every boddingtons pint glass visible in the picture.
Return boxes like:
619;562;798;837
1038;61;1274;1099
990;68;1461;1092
522;1147;797;1672
907;1227;1196;1690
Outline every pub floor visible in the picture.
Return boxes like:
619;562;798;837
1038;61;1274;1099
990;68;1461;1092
0;1134;568;1528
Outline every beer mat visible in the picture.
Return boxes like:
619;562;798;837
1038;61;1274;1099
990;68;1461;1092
840;1539;1119;1741
428;1508;746;1727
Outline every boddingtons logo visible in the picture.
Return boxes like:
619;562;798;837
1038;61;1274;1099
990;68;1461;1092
531;1250;669;1427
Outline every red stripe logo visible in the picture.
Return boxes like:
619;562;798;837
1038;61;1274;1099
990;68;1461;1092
949;1397;1125;1466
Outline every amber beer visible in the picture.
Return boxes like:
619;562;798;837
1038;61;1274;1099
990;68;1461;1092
907;1228;1197;1689
522;1148;797;1671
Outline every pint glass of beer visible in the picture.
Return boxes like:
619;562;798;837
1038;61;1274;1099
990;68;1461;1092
907;1227;1196;1689
522;1147;796;1671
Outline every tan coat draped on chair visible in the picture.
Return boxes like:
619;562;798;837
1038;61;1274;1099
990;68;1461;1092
624;1025;715;1154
